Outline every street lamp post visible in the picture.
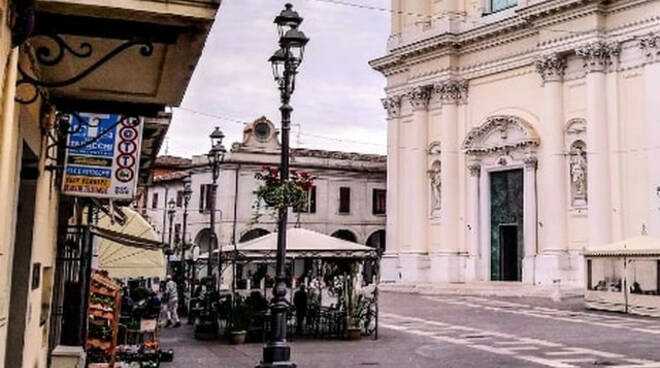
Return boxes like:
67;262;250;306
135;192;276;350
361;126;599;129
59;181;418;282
259;4;309;367
207;127;226;282
181;175;193;319
167;198;176;271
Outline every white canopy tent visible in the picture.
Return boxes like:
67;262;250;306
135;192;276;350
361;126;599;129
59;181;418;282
584;235;660;317
94;207;166;279
200;228;378;260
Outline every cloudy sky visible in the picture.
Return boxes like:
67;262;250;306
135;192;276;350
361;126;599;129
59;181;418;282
165;0;391;158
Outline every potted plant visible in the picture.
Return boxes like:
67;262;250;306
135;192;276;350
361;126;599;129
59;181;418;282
230;296;251;344
250;167;316;225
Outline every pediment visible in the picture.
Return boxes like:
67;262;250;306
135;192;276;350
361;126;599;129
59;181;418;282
462;115;539;155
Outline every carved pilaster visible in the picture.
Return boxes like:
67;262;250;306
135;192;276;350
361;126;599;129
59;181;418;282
535;54;567;83
381;94;403;119
639;33;660;65
468;162;481;177
406;86;432;111
576;41;621;73
434;80;469;105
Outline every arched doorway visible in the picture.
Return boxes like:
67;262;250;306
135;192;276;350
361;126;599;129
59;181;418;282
240;228;270;243
331;229;357;243
366;230;386;252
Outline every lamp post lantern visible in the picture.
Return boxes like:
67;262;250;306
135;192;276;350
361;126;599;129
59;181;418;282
167;198;176;271
259;3;308;368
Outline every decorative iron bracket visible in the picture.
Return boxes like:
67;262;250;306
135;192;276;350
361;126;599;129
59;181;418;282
16;34;154;104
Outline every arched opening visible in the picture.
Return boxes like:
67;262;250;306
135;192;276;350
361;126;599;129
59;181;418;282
194;228;215;254
240;228;270;243
366;230;386;252
331;229;357;243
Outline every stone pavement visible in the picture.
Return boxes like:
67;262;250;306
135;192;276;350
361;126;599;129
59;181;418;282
380;281;583;299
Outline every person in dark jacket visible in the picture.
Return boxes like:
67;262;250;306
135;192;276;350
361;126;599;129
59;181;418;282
293;285;308;335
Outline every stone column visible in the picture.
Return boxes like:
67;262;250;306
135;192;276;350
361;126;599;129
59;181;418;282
577;42;619;248
430;80;467;282
466;161;481;281
381;94;403;282
640;34;660;236
522;155;538;284
398;86;431;282
534;54;568;283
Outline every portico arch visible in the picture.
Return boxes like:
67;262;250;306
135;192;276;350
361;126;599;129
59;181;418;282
462;115;540;283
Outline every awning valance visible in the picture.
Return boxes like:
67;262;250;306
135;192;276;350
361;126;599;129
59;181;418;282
584;236;660;257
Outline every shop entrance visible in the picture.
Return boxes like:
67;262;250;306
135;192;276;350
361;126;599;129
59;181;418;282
490;169;524;281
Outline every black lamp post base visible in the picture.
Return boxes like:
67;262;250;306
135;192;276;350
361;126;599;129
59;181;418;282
193;319;218;340
256;343;296;368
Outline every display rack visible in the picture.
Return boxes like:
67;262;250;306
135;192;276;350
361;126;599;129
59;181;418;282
87;270;122;368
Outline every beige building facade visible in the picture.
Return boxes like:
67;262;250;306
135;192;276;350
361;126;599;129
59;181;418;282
371;0;660;286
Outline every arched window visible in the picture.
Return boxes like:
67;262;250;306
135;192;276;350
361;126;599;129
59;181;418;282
331;229;357;243
366;230;386;252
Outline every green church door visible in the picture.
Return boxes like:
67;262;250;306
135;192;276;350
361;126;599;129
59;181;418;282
490;169;524;281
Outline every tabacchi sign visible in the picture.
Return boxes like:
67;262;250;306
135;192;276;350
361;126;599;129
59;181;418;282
62;113;143;199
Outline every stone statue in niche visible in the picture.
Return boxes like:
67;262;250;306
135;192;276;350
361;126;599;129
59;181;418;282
429;162;442;212
569;142;588;206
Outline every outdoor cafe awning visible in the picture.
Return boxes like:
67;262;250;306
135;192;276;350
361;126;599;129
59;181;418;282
584;235;660;257
206;228;379;260
94;207;166;279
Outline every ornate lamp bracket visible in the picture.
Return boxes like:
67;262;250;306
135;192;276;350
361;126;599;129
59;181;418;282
16;34;154;105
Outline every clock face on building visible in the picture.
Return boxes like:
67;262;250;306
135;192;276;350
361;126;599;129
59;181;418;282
254;122;271;142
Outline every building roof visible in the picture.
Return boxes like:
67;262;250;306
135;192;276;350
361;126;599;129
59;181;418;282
291;148;386;163
153;170;189;183
154;155;192;168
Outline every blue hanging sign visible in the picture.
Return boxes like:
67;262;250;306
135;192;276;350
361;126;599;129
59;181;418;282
62;113;143;199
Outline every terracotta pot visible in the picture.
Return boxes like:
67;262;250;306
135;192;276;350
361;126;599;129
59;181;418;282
231;330;247;344
347;327;362;341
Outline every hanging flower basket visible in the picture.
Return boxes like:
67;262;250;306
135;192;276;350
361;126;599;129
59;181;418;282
254;166;315;210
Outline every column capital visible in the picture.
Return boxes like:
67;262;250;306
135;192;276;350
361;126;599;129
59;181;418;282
381;94;403;119
433;80;469;105
639;33;660;65
468;162;481;177
406;85;432;111
523;154;538;170
576;41;621;73
535;54;567;83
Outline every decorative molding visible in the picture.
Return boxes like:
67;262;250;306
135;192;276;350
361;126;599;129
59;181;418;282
428;141;442;155
406;86;432;111
639;32;660;64
535;54;567;83
523;154;538;170
468;162;481;177
576;41;621;73
381;94;403;118
462;115;540;156
433;80;469;104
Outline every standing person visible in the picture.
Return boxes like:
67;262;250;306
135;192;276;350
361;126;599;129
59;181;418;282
293;285;308;335
165;275;181;328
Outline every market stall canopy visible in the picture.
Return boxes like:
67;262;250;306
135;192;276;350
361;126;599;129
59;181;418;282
94;207;166;278
204;228;379;259
584;236;660;257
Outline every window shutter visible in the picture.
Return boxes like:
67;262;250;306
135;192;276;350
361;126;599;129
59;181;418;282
310;187;317;213
199;185;205;212
339;187;350;213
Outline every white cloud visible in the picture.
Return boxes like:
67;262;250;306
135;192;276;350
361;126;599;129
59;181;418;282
165;0;390;157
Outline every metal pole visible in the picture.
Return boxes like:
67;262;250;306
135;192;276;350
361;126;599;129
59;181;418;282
260;45;295;367
168;211;174;272
77;201;94;346
181;196;189;311
208;161;218;280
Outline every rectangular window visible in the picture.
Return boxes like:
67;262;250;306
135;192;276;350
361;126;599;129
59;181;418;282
199;184;213;212
372;189;386;215
174;223;181;243
294;187;317;213
151;192;159;209
489;0;516;13
339;187;350;214
176;190;184;207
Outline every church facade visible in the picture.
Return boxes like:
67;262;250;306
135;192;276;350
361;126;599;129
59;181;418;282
370;0;660;286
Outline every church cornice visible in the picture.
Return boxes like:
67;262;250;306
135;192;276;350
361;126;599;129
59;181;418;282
370;0;654;77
